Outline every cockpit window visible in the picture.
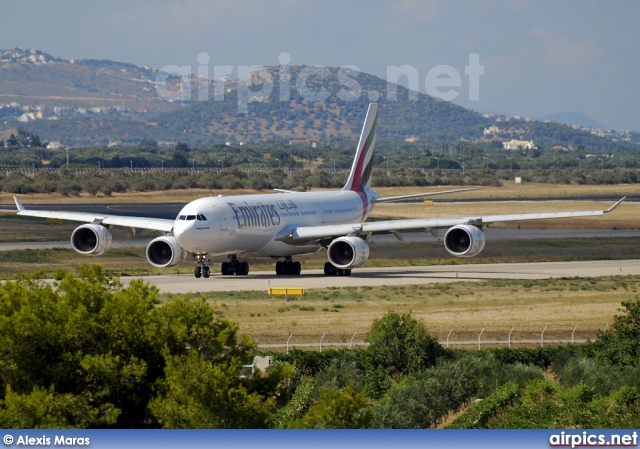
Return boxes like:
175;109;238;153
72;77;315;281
186;215;196;221
178;215;186;220
197;214;208;221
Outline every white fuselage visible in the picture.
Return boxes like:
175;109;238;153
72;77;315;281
173;189;377;257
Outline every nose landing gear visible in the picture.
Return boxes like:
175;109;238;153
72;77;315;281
194;253;211;278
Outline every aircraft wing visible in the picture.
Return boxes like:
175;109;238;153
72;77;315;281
13;196;175;233
275;198;625;244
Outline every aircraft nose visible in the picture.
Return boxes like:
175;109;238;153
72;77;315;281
173;216;195;250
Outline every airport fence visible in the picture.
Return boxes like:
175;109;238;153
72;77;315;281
254;323;609;353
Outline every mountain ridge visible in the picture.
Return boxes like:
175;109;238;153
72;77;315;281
1;49;638;150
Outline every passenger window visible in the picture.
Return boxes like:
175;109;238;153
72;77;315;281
187;215;196;220
179;215;186;220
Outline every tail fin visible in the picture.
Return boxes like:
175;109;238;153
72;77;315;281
343;103;378;191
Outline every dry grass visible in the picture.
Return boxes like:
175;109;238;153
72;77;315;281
185;276;639;347
373;181;639;200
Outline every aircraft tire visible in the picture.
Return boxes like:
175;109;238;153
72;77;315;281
324;262;339;276
241;261;249;275
202;266;210;278
293;261;301;275
276;261;284;275
194;266;202;278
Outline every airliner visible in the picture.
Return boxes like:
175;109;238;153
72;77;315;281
13;103;624;279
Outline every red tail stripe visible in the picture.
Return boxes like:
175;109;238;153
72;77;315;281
351;139;369;191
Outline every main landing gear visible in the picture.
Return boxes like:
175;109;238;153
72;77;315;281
324;262;351;277
193;254;249;278
221;255;249;276
275;257;301;276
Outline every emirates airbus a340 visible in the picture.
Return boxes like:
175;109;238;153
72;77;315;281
14;103;624;279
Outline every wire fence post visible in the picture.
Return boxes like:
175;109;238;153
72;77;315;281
446;328;453;349
541;325;548;348
508;326;515;349
320;332;327;352
571;325;578;344
286;333;293;355
478;327;485;351
603;323;609;332
349;332;357;350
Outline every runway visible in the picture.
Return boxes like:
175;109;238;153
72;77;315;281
120;259;640;294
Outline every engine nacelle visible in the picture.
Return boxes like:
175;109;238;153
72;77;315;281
444;224;486;257
328;236;370;269
146;236;187;268
71;223;112;256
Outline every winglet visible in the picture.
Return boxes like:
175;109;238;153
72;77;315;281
13;196;25;212
604;197;626;213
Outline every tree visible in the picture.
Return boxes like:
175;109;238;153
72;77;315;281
372;358;480;429
288;385;372;429
167;151;188;168
6;133;19;148
0;265;291;428
138;138;158;151
591;298;640;366
366;311;447;376
148;352;291;428
174;142;190;152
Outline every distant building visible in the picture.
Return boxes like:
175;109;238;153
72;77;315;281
46;141;62;150
483;125;501;136
502;139;537;150
17;113;36;122
289;138;320;145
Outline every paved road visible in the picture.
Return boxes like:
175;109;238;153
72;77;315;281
119;259;640;294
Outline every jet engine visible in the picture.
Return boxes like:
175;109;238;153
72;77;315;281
71;223;112;256
327;236;370;269
444;224;486;257
146;236;187;268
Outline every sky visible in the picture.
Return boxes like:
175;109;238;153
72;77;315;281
1;0;639;131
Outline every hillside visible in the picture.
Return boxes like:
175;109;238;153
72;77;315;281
1;49;638;150
0;48;179;116
150;65;489;144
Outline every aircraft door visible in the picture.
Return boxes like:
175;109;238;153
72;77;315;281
315;202;326;224
213;205;228;230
